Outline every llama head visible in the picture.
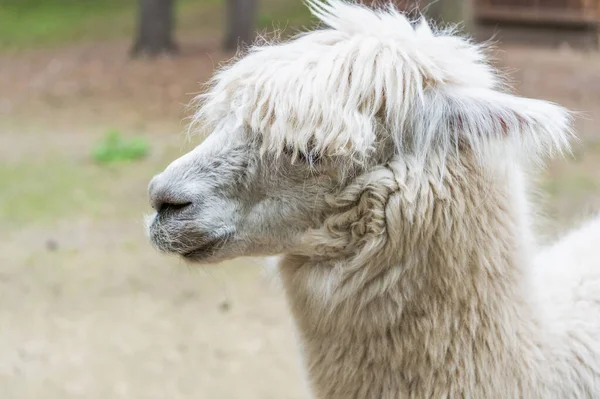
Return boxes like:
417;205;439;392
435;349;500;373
147;0;572;263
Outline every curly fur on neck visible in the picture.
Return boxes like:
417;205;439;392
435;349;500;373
279;153;600;398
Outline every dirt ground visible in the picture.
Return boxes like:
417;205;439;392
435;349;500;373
1;38;600;399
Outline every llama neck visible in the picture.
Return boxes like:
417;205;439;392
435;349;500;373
279;156;553;399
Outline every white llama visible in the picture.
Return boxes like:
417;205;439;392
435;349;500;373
146;1;600;397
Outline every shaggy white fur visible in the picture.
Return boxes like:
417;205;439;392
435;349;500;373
194;0;571;165
147;1;600;398
280;153;600;397
534;215;600;328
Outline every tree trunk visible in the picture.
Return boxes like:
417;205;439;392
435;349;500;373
223;0;257;51
131;0;178;57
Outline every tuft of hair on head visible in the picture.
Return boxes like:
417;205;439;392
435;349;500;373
190;0;574;165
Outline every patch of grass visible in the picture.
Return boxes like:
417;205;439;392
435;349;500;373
0;0;214;52
258;0;314;32
0;0;314;52
0;160;108;224
540;156;600;228
92;129;150;164
0;139;196;226
543;174;599;198
0;0;135;51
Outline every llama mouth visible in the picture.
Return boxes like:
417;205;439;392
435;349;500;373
181;236;229;260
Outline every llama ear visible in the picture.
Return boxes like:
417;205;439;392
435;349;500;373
412;87;574;160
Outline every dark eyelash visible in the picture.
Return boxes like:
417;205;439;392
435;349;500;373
282;146;321;164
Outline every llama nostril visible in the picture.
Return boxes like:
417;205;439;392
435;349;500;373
148;174;193;213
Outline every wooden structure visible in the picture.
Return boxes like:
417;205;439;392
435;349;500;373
475;0;600;27
474;0;600;48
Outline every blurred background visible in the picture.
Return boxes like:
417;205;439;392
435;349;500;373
0;1;599;398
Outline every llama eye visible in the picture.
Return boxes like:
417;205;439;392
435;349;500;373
282;146;320;165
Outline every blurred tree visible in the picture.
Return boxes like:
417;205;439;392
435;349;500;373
131;0;178;57
224;0;257;51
